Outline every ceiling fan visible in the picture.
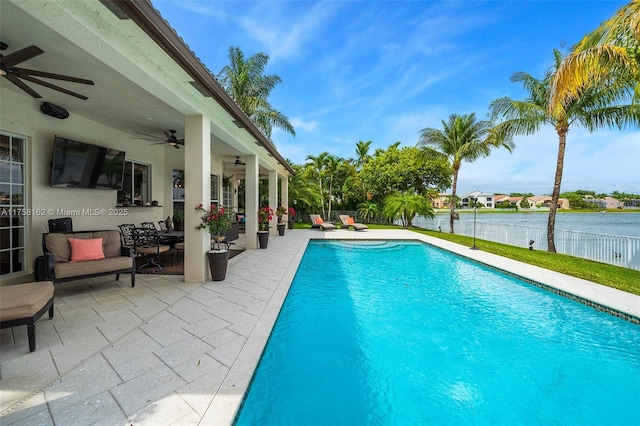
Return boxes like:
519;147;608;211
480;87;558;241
0;42;94;100
133;130;184;149
234;156;246;166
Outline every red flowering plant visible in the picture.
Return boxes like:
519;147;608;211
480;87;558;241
275;206;287;223
288;207;296;218
257;206;274;231
195;204;233;251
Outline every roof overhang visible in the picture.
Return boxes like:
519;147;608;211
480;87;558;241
1;0;294;175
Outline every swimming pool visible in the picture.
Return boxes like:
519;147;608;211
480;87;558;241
235;240;640;425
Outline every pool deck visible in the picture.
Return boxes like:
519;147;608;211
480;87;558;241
1;229;639;425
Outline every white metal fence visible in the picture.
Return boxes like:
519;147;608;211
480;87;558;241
329;210;640;270
451;221;640;271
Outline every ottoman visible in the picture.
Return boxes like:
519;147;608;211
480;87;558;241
0;281;55;352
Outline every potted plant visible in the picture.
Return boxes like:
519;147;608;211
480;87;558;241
257;206;273;248
276;206;287;236
195;203;233;280
287;207;296;229
173;209;185;231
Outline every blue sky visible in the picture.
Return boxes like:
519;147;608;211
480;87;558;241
152;0;638;196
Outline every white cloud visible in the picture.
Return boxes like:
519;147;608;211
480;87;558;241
290;117;319;132
457;126;639;195
236;1;342;61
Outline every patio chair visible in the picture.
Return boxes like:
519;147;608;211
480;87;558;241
142;221;173;246
118;223;136;248
132;227;171;272
309;214;336;231
339;215;368;231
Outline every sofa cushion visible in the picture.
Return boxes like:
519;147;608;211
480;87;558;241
92;231;122;258
0;281;54;321
69;238;105;263
45;230;122;263
45;233;72;263
54;256;133;279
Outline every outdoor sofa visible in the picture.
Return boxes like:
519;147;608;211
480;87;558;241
40;230;136;287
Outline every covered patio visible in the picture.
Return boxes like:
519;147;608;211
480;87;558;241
1;0;293;285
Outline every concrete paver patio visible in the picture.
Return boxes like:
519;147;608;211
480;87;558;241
2;229;638;425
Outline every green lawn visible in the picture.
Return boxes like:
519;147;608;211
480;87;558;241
295;222;640;296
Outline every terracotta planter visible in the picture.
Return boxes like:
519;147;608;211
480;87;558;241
277;222;286;236
207;250;229;281
257;231;269;249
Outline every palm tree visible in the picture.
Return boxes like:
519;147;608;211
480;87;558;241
217;46;295;138
383;192;434;228
305;152;329;219
288;163;317;210
354;140;372;170
490;49;639;252
549;2;640;115
357;201;379;222
417;113;514;234
324;155;344;220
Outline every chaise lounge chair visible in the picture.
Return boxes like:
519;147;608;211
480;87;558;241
309;214;336;231
339;215;368;231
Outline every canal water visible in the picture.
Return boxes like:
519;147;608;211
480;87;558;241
414;212;640;238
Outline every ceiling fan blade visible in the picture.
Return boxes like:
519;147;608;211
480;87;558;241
134;131;164;140
20;75;88;100
176;139;185;144
5;74;42;98
1;45;43;68
13;68;94;85
172;143;181;149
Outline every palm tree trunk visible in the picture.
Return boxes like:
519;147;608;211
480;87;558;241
548;128;567;252
318;178;325;219
450;169;459;233
327;179;333;220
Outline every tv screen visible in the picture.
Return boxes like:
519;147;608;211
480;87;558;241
50;136;125;190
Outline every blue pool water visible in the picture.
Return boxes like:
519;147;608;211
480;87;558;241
235;240;640;425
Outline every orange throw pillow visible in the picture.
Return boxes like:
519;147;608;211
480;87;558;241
346;217;355;224
69;238;105;263
314;217;324;224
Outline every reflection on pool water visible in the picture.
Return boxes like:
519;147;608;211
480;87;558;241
235;240;640;425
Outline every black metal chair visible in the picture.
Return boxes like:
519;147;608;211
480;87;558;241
173;242;185;266
142;221;174;249
118;224;136;248
132;227;171;273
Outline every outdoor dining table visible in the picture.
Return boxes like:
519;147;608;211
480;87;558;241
159;230;184;246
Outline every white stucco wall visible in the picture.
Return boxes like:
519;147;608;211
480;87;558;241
1;87;171;265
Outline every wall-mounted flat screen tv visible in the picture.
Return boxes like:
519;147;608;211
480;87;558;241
50;136;126;190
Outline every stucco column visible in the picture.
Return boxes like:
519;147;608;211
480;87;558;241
281;172;289;222
245;155;259;249
268;169;278;236
230;174;239;211
184;115;211;282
